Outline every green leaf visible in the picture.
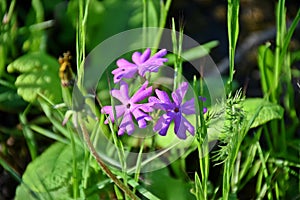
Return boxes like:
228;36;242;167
143;168;195;200
15;142;84;200
0;85;27;112
243;98;284;128
7;52;62;103
15;142;111;199
257;44;274;95
192;172;204;200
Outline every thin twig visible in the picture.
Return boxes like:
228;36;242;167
79;116;140;200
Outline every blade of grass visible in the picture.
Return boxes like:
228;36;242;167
226;0;240;94
19;104;37;160
29;125;68;144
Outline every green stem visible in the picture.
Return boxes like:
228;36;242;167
19;104;37;160
69;125;78;199
226;0;240;94
153;0;172;50
133;139;145;194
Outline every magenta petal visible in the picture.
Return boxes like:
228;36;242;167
140;48;151;63
181;98;195;115
155;89;172;104
132;52;142;65
153;112;174;136
112;67;138;83
101;105;125;124
174;114;187;139
131;81;152;103
149;96;160;104
116;58;136;68
131;108;151;128
119;111;134;135
137;102;154;112
152;49;167;59
174;114;194;139
111;81;130;103
172;82;188;106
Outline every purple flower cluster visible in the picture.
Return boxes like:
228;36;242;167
101;48;206;139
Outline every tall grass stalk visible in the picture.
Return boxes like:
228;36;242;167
193;74;209;200
226;0;239;94
171;18;183;91
153;0;172;50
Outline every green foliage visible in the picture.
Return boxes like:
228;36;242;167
15;142;83;199
7;52;62;103
15;142;104;200
1;0;299;199
67;0;156;51
143;168;195;200
243;98;284;128
0;82;27;112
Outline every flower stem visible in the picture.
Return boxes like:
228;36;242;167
78;115;140;200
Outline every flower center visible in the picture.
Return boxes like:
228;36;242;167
126;103;131;109
174;107;180;113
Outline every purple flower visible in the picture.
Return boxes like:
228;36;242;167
101;81;153;135
112;48;168;83
149;82;206;139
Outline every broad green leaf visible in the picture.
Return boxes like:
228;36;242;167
15;142;108;200
7;52;62;103
15;142;84;200
243;98;284;128
143;168;195;200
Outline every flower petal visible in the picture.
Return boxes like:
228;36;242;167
140;48;151;63
118;111;134;135
136;102;154;112
181;98;195;115
130;81;152;103
116;58;136;68
152;49;167;59
153;112;175;136
174;114;195;139
111;81;130;104
132;51;142;65
131;108;152;128
149;89;174;110
172;82;188;106
155;89;172;104
101;105;125;124
182;116;195;136
112;65;138;83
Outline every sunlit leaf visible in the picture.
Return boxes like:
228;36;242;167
15;142;107;200
143;168;195;200
15;142;83;199
7;52;62;103
243;98;284;128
